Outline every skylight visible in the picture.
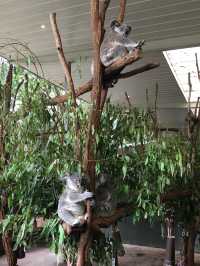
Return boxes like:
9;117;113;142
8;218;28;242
163;47;200;107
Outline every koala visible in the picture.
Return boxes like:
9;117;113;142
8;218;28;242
100;20;144;67
95;174;116;216
57;173;93;227
57;174;93;266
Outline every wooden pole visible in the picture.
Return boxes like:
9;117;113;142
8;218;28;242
164;210;175;266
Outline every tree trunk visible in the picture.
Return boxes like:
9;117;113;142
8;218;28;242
77;202;92;266
187;229;196;266
76;230;91;266
2;233;17;266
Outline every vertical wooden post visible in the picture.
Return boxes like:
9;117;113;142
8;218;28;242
178;230;189;266
187;227;196;266
179;226;197;266
164;210;175;266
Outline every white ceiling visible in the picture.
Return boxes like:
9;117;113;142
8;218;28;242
1;0;200;61
1;0;200;127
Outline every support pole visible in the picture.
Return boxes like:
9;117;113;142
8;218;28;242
164;209;175;266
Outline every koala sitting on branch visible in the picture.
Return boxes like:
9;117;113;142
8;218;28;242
57;173;93;234
100;20;144;67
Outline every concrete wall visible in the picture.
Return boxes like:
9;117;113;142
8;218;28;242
119;219;166;249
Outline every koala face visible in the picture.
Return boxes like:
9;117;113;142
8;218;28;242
68;175;82;192
110;20;132;37
62;174;82;192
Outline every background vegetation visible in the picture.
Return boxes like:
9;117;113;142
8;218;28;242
0;59;199;265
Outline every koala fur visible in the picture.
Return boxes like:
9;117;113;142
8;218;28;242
100;20;144;67
57;173;93;227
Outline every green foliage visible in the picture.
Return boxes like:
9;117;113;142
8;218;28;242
0;59;197;264
0;61;87;250
97;102;190;222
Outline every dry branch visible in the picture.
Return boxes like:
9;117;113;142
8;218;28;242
12;79;24;111
118;62;159;79
49;13;77;107
195;53;200;80
106;48;141;75
117;0;127;24
125;92;132;108
100;0;111;25
93;203;134;228
50;51;160;106
4;64;13;114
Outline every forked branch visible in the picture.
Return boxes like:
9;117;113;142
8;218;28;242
49;13;77;107
50;60;159;105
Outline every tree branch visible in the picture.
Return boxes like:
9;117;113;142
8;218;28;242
91;0;103;112
4;64;13;114
117;0;127;24
118;62;160;79
92;202;135;228
49;13;77;107
93;190;192;227
50;49;141;105
100;0;111;25
50;58;160;106
195;53;200;81
106;48;141;75
125;91;132;108
12;79;24;111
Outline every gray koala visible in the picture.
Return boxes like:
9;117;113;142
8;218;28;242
57;173;93;227
95;173;117;216
57;174;93;265
100;20;144;67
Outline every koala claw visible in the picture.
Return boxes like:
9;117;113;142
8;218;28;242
137;40;145;49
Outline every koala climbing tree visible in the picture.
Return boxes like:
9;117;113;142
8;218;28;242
58;174;93;234
49;1;160;265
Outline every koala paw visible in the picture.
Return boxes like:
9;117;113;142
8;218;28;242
79;217;86;225
84;213;89;220
84;191;93;199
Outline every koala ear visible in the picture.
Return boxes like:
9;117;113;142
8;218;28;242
126;26;132;35
110;20;120;29
60;173;70;182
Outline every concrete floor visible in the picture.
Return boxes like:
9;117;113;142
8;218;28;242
1;245;200;266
